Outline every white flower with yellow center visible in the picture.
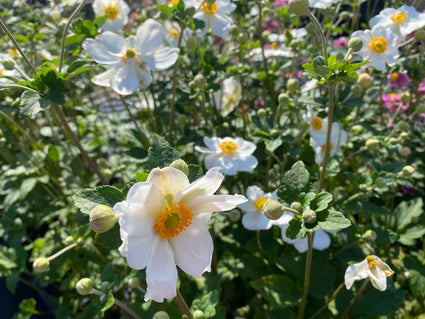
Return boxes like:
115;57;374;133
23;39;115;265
309;0;341;9
82;19;179;95
239;186;278;230
92;0;130;31
183;0;236;38
351;25;399;72
195;137;258;175
303;105;328;141
345;255;394;291
113;166;247;302
163;21;190;48
369;5;425;41
310;122;347;166
213;77;242;117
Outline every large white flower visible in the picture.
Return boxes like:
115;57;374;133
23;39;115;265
309;0;341;9
82;19;179;95
275;213;331;253
163;21;191;48
303;105;328;141
195;137;258;175
369;5;425;41
213;77;242;117
239;186;278;230
310;122;347;165
183;0;235;38
92;0;130;31
114;166;247;302
345;255;394;291
351;25;399;72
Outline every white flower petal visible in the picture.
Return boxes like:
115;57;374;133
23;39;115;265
242;210;273;230
119;231;156;270
110;60;140;95
367;266;388;291
233;156;258;172
94;31;128;55
170;221;213;278
209;14;232;38
186;194;247;214
91;64;122;87
344;259;368;289
312;229;331;250
141;47;179;71
83;38;121;65
147;167;190;204
136;19;164;54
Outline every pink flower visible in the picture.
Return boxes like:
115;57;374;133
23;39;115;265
418;79;425;95
273;0;288;8
334;37;348;48
387;72;410;89
381;93;409;113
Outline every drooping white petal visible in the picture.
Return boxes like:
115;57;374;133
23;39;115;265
119;231;156;270
141;47;179;71
83;38;121;65
145;237;178;302
136;19;165;54
216;0;236;15
170;221;213;278
367;266;388;291
147;167;190;204
344;259;369;289
185;194;247;214
91;64;122;87
110;59;140;95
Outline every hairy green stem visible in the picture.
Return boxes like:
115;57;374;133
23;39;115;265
307;10;328;60
174;288;193;319
298;233;314;319
340;278;369;318
92;289;143;319
47;239;81;262
309;282;345;319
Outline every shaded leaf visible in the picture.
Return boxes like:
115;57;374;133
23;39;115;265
73;186;123;215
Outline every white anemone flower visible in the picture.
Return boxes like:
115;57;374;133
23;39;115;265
345;255;394;291
309;0;341;9
369;5;425;41
92;0;130;31
195;137;258;175
249;43;293;62
350;25;399;72
303;105;328;141
163;21;191;48
310;122;348;166
213;77;242;117
183;0;236;38
275;213;332;253
114;166;247;302
238;186;278;230
82;19;179;95
268;28;308;43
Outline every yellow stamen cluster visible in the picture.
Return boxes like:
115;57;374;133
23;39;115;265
169;28;180;38
270;43;280;50
121;49;137;63
366;255;377;270
167;0;180;5
321;143;333;153
311;117;323;131
391;12;407;24
254;198;268;211
202;2;218;14
155;204;193;239
8;49;17;56
370;37;387;53
220;141;238;154
390;73;399;82
105;6;118;20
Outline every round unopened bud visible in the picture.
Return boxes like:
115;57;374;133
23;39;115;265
193;74;206;88
402;165;415;177
153;311;170;319
350;84;361;95
365;138;379;151
302;209;317;224
33;257;50;273
416;104;425;113
398;120;409;132
186;36;198;51
357;73;372;89
352;125;363;133
89;205;118;233
262;200;284;220
227;210;240;222
2;58;16;70
288;0;309;16
170;159;189;176
363;229;377;242
128;277;140;288
278;93;290;105
257;108;267;118
287;78;299;93
399;132;408;139
400;92;410;103
270;129;279;138
261;30;271;41
76;278;93;295
340;11;350;19
388;137;398;144
399;146;411;157
238;32;247;44
290;39;299;48
375;177;386;188
230;24;238;36
290;201;303;214
312;56;326;68
193;310;205;319
414;29;425;41
348;37;363;52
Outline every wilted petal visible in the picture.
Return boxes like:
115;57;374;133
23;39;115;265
367;266;388;291
344;259;368;289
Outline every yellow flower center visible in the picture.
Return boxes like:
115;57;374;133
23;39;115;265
167;0;180;5
155;204;193;239
105;6;118;20
125;48;136;58
254;198;268;211
219;141;238;154
169;28;180;38
311;117;323;131
391;12;407;24
270;43;280;50
321;143;333;153
389;93;397;99
8;49;17;56
0;68;4;76
390;73;399;81
366;255;377;270
370;37;387;53
202;2;218;14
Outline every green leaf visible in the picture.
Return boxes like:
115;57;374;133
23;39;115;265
286;218;303;239
147;134;180;168
282;161;309;192
19;90;50;118
394;198;423;230
6;271;20;294
135;172;149;182
191;290;218;318
95;223;122;251
65;34;86;46
0;251;18;270
265;138;282;153
398;226;425;246
188;164;203;182
19;298;39;315
312;192;333;212
73;186;124;215
317;208;351;230
101;290;115;313
300;192;316;208
344;199;391;218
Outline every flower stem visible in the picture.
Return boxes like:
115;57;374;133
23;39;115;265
51;102;108;185
113;297;143;319
46;239;81;262
59;0;88;72
308;281;345;319
174;288;193;319
340;278;369;319
298;232;314;319
307;10;328;60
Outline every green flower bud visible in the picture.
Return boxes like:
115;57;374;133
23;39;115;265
416;104;425;113
400;92;410;103
362;230;377;242
257;108;267;118
193;74;206;88
350;84;361;95
186;36;198;51
261;30;271;41
89;205;119;233
278;93;290;105
414;29;425;41
153;311;170;319
270;129;279;138
398;120;409;132
357;73;372;89
340;11;350;19
193;310;205;319
170;159;189;176
347;37;363;52
388;137;398;144
262;200;284;220
229;24;239;36
375;177;386;188
365;138;379;151
228;210;240;222
288;0;309;16
312;56;329;76
102;168;113;180
238;32;248;44
351;125;363;133
312;56;326;67
399;132;408;139
33;257;50;273
302;209;317;224
399;146;411;157
2;58;16;70
290;201;303;214
402;165;415;177
76;278;93;295
287;78;299;93
128;277;140;288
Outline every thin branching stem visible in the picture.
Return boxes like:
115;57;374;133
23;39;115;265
174;288;193;319
298;233;313;319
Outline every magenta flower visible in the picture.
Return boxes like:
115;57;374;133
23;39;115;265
418;79;425;95
381;93;409;113
273;0;288;8
387;72;410;89
334;37;348;48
